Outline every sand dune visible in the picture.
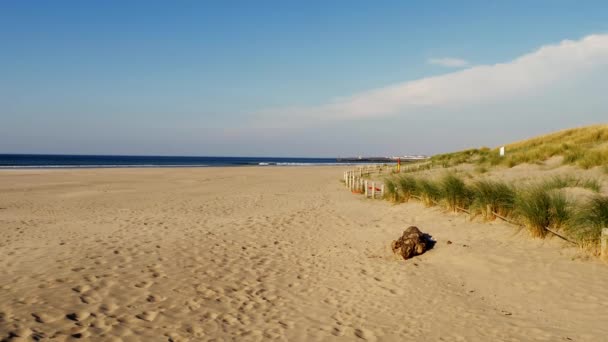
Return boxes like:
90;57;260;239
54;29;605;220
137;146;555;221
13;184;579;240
1;167;607;341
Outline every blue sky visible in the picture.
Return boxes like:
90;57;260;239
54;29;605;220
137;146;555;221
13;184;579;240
2;1;608;156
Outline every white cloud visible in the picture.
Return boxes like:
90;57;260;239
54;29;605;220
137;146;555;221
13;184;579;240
427;57;469;67
257;34;608;122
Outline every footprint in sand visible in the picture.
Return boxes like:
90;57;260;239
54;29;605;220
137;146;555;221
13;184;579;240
354;327;376;341
31;310;63;323
66;311;90;322
136;311;159;322
72;284;91;293
134;280;153;289
80;291;102;304
146;294;167;303
8;327;32;339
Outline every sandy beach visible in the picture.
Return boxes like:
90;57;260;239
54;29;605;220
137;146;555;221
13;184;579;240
1;166;607;341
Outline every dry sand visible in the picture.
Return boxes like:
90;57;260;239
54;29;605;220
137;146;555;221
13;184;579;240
0;166;607;341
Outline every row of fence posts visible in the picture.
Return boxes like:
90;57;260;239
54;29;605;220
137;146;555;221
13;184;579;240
343;167;385;199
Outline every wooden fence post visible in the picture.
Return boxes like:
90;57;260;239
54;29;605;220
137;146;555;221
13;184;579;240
380;184;385;199
364;180;368;198
372;182;376;199
601;228;608;261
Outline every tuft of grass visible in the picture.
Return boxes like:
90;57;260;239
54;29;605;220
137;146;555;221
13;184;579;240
581;178;602;193
577;148;608;169
569;196;608;247
470;180;516;219
541;175;602;193
417;179;442;207
563;146;585;164
475;165;488;174
397;175;418;202
515;187;572;238
440;173;472;212
384;178;399;202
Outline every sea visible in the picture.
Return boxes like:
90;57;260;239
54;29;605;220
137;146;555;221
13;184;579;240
0;154;378;169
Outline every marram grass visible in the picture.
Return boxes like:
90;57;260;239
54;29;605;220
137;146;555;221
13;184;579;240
514;187;572;238
569;196;608;247
439;173;472;212
429;125;608;169
397;175;418;202
541;175;601;193
384;178;400;202
380;172;608;248
470;180;516;219
417;178;442;207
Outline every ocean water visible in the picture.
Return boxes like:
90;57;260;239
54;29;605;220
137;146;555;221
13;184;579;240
0;154;376;169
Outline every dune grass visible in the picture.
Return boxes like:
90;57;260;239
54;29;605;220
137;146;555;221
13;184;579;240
440;173;473;212
470;180;516;219
379;171;608;248
417;178;442;207
384;178;399;202
372;124;608;251
397;175;418;202
569;196;608;247
514;187;572;238
429;125;608;169
541;175;601;193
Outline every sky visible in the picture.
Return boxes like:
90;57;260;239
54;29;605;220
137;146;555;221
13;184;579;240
1;1;608;157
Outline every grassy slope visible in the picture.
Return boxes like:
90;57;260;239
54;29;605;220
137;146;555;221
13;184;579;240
431;124;608;169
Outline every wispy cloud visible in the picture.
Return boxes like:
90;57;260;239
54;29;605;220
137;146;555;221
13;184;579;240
256;34;608;123
427;57;469;67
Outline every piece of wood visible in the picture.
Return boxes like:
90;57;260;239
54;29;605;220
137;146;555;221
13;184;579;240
491;210;577;245
372;182;376;199
364;180;368;197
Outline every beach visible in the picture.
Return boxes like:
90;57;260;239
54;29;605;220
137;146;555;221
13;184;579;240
1;166;607;341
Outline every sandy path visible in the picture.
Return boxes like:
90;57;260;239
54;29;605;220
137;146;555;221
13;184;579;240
0;167;607;341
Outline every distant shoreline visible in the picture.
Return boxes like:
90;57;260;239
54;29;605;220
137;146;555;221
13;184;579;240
0;153;398;169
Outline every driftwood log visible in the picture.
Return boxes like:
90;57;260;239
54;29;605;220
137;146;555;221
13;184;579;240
391;226;431;260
